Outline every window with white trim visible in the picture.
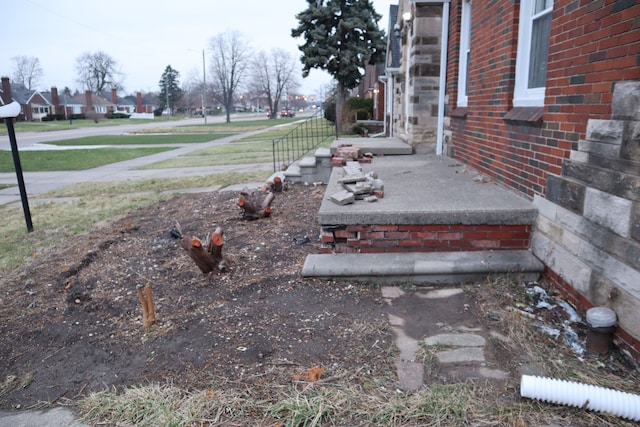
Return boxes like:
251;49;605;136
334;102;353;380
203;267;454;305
514;0;553;107
457;0;472;107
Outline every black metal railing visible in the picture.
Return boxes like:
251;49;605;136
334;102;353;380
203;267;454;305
272;109;334;172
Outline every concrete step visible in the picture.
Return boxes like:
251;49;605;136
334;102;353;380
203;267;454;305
330;137;413;156
301;250;543;284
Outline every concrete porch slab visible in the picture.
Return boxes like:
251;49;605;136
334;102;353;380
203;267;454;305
319;154;536;225
330;137;414;156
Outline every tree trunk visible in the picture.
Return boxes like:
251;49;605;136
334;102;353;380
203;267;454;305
180;226;228;274
237;187;275;220
335;80;346;136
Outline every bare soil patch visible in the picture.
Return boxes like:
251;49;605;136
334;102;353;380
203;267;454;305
0;185;393;410
0;184;637;426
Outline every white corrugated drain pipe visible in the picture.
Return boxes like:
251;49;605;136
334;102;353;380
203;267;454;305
521;375;640;421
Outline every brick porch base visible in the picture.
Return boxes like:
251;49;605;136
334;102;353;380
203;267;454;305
320;223;532;254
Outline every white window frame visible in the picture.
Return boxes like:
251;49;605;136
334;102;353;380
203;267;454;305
457;0;472;107
514;0;553;107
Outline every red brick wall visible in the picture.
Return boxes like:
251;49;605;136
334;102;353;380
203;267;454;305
320;224;531;254
446;0;640;200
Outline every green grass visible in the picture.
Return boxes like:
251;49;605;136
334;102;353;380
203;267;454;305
2;117;178;134
139;140;276;169
42;171;271;198
140;127;335;169
0;147;174;172
50;133;233;146
160;117;302;134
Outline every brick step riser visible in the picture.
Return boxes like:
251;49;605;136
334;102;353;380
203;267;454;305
320;223;532;254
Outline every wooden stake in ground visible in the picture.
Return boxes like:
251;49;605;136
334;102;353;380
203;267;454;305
237;187;275;220
136;283;155;329
180;226;229;274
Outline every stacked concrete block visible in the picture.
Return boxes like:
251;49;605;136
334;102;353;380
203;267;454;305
329;164;384;205
532;81;640;358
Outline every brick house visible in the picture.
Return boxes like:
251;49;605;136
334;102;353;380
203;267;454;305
98;88;135;114
386;0;640;359
69;90;115;119
0;77;52;121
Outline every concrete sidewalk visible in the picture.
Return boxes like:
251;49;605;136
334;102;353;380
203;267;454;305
0;129;274;206
0;407;89;427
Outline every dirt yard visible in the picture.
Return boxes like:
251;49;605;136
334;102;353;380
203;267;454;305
0;184;637;426
0;185;396;410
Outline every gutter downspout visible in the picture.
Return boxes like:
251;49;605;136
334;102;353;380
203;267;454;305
404;36;410;136
380;75;389;137
436;1;450;155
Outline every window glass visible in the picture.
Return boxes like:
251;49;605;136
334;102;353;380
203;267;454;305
528;5;552;88
457;0;472;107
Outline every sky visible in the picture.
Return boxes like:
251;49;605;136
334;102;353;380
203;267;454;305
1;0;398;98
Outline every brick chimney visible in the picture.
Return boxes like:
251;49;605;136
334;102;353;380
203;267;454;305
85;90;93;114
51;87;60;112
136;92;143;112
111;88;118;104
1;76;12;104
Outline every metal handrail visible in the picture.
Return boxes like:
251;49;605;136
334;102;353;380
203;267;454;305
272;109;334;172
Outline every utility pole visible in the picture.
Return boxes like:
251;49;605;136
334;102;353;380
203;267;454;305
202;48;207;125
165;81;170;116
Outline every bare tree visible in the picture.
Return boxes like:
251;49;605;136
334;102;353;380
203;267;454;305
181;69;203;116
252;49;300;119
75;51;123;92
207;31;251;123
11;56;44;90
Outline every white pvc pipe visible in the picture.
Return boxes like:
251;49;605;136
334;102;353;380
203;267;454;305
521;375;640;421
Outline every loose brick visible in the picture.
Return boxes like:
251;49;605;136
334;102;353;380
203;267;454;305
372;225;398;232
320;230;335;243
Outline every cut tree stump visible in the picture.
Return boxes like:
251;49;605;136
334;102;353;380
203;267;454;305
237;187;275;220
137;283;155;330
179;225;229;274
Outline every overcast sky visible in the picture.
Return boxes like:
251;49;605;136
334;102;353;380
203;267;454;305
1;0;397;97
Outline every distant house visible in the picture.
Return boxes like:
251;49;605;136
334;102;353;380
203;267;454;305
383;0;640;360
41;87;81;119
124;92;158;114
98;89;135;114
70;90;115;118
0;78;52;121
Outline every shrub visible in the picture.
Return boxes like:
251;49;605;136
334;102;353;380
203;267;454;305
352;108;371;120
324;102;336;123
347;98;373;118
351;123;369;136
106;112;131;119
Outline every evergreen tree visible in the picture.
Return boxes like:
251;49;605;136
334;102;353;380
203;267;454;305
159;65;183;115
292;0;385;133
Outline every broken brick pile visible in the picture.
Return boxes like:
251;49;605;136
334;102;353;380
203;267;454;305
329;161;384;205
330;144;374;167
329;144;383;205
